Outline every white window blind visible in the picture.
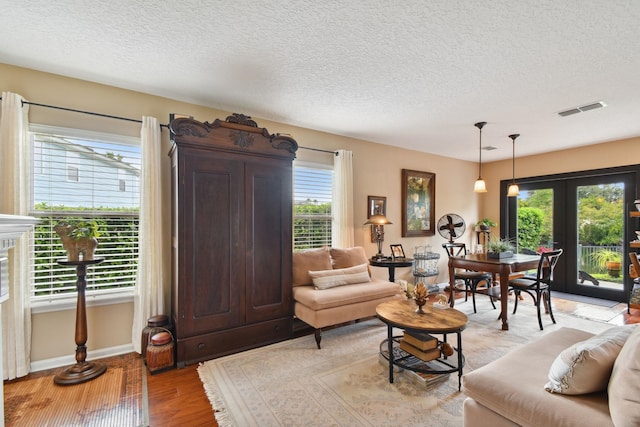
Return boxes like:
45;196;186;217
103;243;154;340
29;125;140;302
293;163;333;250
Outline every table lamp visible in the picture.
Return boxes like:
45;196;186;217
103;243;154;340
364;214;392;259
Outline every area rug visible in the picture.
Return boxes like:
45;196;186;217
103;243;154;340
198;301;613;427
4;353;147;427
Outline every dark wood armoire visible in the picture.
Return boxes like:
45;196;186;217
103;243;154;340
169;114;298;367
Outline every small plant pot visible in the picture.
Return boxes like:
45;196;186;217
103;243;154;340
606;261;621;278
487;251;514;259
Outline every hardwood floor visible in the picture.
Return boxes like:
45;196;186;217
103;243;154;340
147;363;217;427
5;297;639;426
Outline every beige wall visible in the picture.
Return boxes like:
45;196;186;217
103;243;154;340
3;63;637;363
481;137;640;227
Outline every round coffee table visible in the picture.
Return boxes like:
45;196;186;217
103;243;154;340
376;299;468;390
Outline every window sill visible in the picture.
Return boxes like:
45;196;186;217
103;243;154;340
31;291;134;314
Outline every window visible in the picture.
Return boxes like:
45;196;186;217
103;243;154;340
293;163;333;250
30;125;141;305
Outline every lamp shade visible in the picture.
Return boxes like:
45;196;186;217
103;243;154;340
474;178;487;193
507;183;520;197
364;214;392;225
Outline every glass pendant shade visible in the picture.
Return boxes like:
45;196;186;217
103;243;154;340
473;121;487;193
507;133;520;197
474;179;487;193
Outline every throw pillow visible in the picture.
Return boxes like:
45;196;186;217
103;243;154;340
544;325;635;395
292;247;332;287
608;325;640;427
330;246;369;269
309;263;371;290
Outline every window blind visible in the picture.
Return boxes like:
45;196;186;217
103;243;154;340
29;125;140;301
293;164;333;250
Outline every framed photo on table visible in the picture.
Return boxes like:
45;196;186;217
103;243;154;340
390;244;405;259
401;169;435;237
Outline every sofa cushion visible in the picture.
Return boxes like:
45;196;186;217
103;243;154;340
292;247;332;287
309;263;371;290
330;246;369;269
293;279;400;311
608;325;640;427
544;325;635;394
462;327;613;427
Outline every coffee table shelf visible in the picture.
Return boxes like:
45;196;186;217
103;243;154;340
379;335;464;376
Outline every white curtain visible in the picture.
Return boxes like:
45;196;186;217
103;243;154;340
0;92;32;379
332;149;354;248
131;116;165;353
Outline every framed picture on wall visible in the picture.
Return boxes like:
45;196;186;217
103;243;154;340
367;195;386;218
401;169;435;237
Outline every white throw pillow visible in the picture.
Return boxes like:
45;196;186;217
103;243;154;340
309;263;371;290
608;325;640;427
544;325;635;394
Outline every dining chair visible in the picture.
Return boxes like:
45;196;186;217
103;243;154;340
508;249;563;330
442;243;495;313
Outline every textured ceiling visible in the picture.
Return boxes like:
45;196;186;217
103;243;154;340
3;0;640;161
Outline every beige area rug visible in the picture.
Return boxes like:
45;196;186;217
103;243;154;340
198;301;613;427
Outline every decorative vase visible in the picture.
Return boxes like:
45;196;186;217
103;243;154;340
413;283;428;314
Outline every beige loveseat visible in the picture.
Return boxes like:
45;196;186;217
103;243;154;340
292;246;402;348
461;324;640;427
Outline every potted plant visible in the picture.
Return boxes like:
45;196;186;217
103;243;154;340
476;218;497;231
54;220;101;261
486;236;515;259
591;249;622;277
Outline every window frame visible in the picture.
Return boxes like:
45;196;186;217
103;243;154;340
29;124;141;312
293;160;334;250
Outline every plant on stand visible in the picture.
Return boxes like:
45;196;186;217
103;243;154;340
475;218;497;231
54;220;101;261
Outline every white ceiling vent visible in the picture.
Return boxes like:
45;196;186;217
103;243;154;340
558;101;606;117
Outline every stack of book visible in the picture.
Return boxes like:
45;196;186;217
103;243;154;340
399;330;441;362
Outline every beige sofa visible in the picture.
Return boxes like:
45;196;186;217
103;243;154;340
461;325;640;427
292;246;402;348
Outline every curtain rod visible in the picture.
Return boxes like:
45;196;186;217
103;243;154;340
299;146;338;155
0;96;169;128
2;96;338;154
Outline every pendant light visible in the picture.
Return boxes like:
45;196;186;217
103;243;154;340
473;121;487;193
507;133;520;197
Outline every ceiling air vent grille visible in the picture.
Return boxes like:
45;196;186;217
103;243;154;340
558;101;606;117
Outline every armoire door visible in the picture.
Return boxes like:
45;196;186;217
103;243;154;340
179;150;245;336
244;158;293;323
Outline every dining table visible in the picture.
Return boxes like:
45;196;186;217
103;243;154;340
447;253;541;330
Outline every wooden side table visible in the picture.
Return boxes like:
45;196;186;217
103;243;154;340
369;258;414;282
54;258;106;385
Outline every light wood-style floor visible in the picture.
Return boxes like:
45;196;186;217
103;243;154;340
6;296;640;427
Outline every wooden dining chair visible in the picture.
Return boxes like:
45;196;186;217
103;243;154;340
442;243;495;313
508;249;563;330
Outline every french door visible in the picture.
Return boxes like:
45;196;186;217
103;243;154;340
502;166;639;301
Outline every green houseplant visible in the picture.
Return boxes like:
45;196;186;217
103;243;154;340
486;236;515;259
476;218;497;231
591;249;622;277
54;220;101;261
